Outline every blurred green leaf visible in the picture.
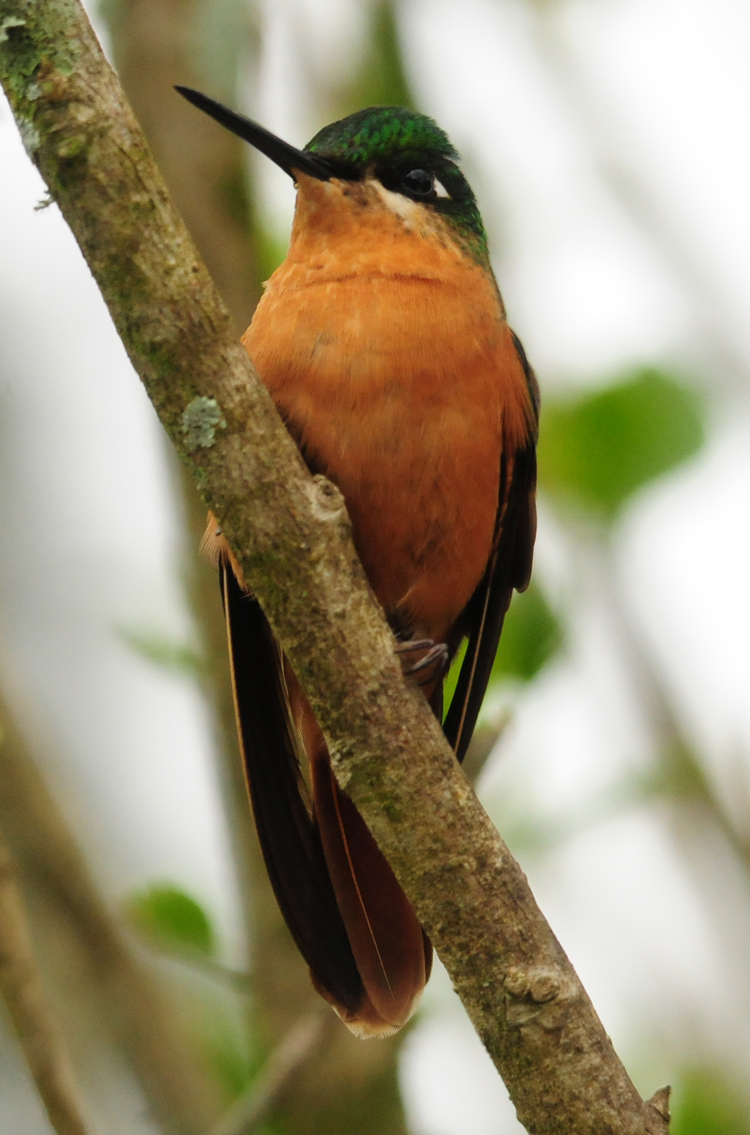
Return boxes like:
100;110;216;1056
538;368;704;519
442;640;467;715
672;1068;750;1135
491;581;562;684
126;883;216;959
119;627;206;677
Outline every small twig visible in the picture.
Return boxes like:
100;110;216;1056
166;952;251;992
647;1087;671;1123
132;935;251;992
207;1013;327;1135
0;822;91;1135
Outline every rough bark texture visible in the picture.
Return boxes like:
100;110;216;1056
0;4;669;1131
101;0;261;331
99;0;413;1127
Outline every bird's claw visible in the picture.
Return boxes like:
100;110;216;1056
395;638;434;656
395;639;449;687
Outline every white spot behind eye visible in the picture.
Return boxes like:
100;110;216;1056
369;179;421;221
434;178;450;199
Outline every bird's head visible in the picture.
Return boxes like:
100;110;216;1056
176;89;489;265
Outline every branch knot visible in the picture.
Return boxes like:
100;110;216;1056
307;475;347;524
503;965;579;1029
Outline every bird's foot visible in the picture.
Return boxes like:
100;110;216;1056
395;638;450;687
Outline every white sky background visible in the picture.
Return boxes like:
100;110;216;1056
1;0;750;1131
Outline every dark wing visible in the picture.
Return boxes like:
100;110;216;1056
220;562;364;1013
443;331;539;763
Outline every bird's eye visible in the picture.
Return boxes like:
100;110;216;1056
400;168;434;197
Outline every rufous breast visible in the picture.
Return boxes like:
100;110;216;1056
243;174;531;642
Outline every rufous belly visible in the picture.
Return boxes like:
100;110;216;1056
245;278;529;644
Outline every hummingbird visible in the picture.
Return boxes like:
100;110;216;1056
176;87;539;1038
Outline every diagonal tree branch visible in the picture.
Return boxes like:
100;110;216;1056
0;3;668;1130
0;819;91;1135
103;2;415;1127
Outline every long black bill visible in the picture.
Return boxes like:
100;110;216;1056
175;86;332;182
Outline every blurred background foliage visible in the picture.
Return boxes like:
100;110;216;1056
670;1070;750;1135
1;0;750;1132
538;368;704;520
127;883;217;959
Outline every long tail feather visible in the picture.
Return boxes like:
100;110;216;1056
220;562;365;1014
216;532;430;1035
309;737;429;1035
